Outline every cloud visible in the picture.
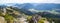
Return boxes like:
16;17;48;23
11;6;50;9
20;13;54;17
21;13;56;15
28;8;40;13
0;0;60;4
29;9;60;14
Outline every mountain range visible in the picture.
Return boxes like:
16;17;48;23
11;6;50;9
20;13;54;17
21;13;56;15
0;3;60;10
0;3;60;18
0;3;60;15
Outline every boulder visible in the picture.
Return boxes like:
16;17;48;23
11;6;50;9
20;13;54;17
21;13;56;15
0;16;6;23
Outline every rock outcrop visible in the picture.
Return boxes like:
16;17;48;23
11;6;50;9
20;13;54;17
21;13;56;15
0;16;6;23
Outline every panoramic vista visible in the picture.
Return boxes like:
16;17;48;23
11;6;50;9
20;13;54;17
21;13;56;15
0;0;60;23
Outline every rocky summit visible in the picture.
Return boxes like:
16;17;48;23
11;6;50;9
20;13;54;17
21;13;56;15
0;3;60;23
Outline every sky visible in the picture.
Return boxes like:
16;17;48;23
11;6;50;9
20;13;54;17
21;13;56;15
0;0;60;4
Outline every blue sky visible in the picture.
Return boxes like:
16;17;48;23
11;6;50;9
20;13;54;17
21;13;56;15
0;0;60;4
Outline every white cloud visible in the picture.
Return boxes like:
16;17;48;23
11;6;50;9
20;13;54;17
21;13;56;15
29;9;60;14
0;0;60;4
28;9;40;12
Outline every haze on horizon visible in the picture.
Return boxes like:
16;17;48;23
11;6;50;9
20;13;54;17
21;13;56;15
0;0;60;4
